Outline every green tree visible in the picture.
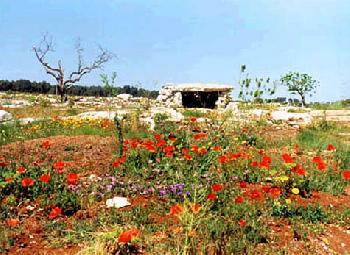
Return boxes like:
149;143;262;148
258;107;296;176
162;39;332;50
280;72;319;107
238;65;276;103
100;72;117;97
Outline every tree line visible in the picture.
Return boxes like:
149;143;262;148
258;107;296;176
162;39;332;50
0;79;159;99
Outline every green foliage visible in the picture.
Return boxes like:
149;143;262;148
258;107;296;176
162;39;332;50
280;72;319;106
238;65;276;103
0;79;159;99
100;72;117;97
272;204;328;223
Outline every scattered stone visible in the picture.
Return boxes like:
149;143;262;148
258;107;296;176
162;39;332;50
18;117;39;125
77;111;116;120
0;110;13;122
117;93;133;101
224;102;239;113
106;196;131;208
270;110;313;124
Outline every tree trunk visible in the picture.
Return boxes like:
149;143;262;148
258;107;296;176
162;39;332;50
57;83;67;103
300;93;306;107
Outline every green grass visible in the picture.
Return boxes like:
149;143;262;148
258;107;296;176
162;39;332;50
309;100;350;110
0;120;114;145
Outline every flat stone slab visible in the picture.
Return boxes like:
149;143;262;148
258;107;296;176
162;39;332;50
162;83;233;92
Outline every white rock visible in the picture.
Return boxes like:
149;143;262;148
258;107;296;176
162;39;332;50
0;110;13;122
150;107;184;122
225;102;239;113
77;111;116;120
18;117;38;125
106;196;131;208
117;94;133;101
271;111;312;124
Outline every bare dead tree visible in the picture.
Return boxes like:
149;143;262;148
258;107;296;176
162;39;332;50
33;34;113;102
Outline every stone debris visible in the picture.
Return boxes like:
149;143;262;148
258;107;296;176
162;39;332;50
106;196;131;208
116;93;133;101
270;111;313;124
0;110;13;122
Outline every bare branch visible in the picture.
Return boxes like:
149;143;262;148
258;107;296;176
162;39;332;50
64;47;113;85
33;34;113;102
33;34;62;81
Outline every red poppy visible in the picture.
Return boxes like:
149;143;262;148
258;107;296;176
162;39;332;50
238;219;246;228
235;196;244;204
199;148;207;155
317;161;327;171
249;190;263;200
261;186;270;193
169;137;177;142
21;177;35;187
207;193;217;201
41;140;50;149
112;156;126;168
112;160;121;168
118;228;140;243
212;184;223;193
327;144;336;151
258;149;265;155
191;145;200;154
156;139;166;148
169;204;184;216
269;188;282;198
281;154;293;164
143;140;156;153
66;173;78;185
228;152;241;160
123;146;129;154
16;166;26;174
39;174;50;183
213;145;221;152
191;203;201;213
154;134;162;140
218;155;228;164
342;170;350;180
53;160;65;173
260;156;272;169
0;156;7;167
190;117;197;122
291;164;306;176
250;161;259;167
239;181;247;189
193;134;201;141
182;148;189;155
49;207;62;219
6;218;20;228
101;119;110;129
163;145;175;156
312;156;323;163
184;154;192;161
5;177;14;183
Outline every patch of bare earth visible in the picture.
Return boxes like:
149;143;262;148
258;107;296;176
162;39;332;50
0;135;119;175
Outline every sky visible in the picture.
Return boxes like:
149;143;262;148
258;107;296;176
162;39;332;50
0;0;349;102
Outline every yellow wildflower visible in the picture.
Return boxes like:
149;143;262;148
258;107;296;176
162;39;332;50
291;188;299;195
